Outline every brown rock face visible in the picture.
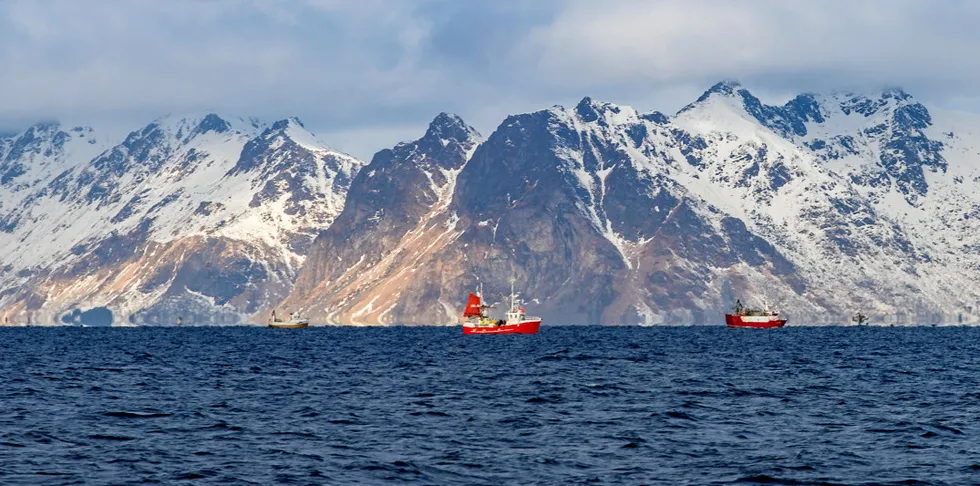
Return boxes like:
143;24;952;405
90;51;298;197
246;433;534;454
280;108;806;325
280;114;483;324
284;88;967;326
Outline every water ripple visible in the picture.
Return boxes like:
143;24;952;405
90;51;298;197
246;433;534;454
1;326;979;484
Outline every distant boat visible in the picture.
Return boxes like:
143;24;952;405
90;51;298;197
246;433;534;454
268;310;309;328
852;312;869;326
725;299;787;328
462;281;541;335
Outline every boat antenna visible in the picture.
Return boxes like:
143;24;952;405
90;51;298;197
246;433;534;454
509;276;520;310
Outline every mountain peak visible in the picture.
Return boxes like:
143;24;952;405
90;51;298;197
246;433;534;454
677;80;750;116
248;117;337;156
29;120;62;133
142;113;262;143
423;113;480;144
570;96;637;126
0;121;66;141
833;86;916;106
696;80;744;102
270;117;305;131
576;96;601;122
881;86;912;102
190;113;232;138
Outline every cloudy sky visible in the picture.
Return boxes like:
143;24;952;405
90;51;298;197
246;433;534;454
2;0;979;160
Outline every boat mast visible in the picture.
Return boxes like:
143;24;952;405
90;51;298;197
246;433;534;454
510;279;517;312
479;282;485;320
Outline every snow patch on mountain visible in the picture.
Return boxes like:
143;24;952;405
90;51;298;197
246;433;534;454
0;113;365;325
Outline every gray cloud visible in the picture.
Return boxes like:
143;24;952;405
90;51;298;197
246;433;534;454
1;0;978;159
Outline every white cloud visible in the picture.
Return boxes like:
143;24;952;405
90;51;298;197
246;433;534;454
0;1;437;112
1;0;980;159
525;0;980;95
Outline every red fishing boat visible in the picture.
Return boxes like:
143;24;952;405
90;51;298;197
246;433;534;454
725;299;787;328
462;282;541;335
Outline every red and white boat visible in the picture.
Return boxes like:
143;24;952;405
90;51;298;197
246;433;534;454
725;299;787;328
462;282;541;335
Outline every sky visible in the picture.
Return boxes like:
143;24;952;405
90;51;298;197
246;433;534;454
2;0;980;160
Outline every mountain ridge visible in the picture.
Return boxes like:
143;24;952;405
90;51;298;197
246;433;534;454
0;112;365;325
3;83;980;326
281;82;980;325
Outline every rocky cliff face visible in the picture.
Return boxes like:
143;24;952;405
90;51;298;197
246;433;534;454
281;113;482;324
0;114;364;325
283;83;980;325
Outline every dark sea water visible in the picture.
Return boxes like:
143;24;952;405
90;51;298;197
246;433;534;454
2;326;980;485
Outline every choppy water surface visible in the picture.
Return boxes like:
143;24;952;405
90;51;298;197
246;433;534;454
2;326;980;485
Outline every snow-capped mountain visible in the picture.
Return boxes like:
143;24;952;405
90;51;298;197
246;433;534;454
1;122;108;216
282;113;482;324
0;114;364;325
284;83;980;325
5;81;980;326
